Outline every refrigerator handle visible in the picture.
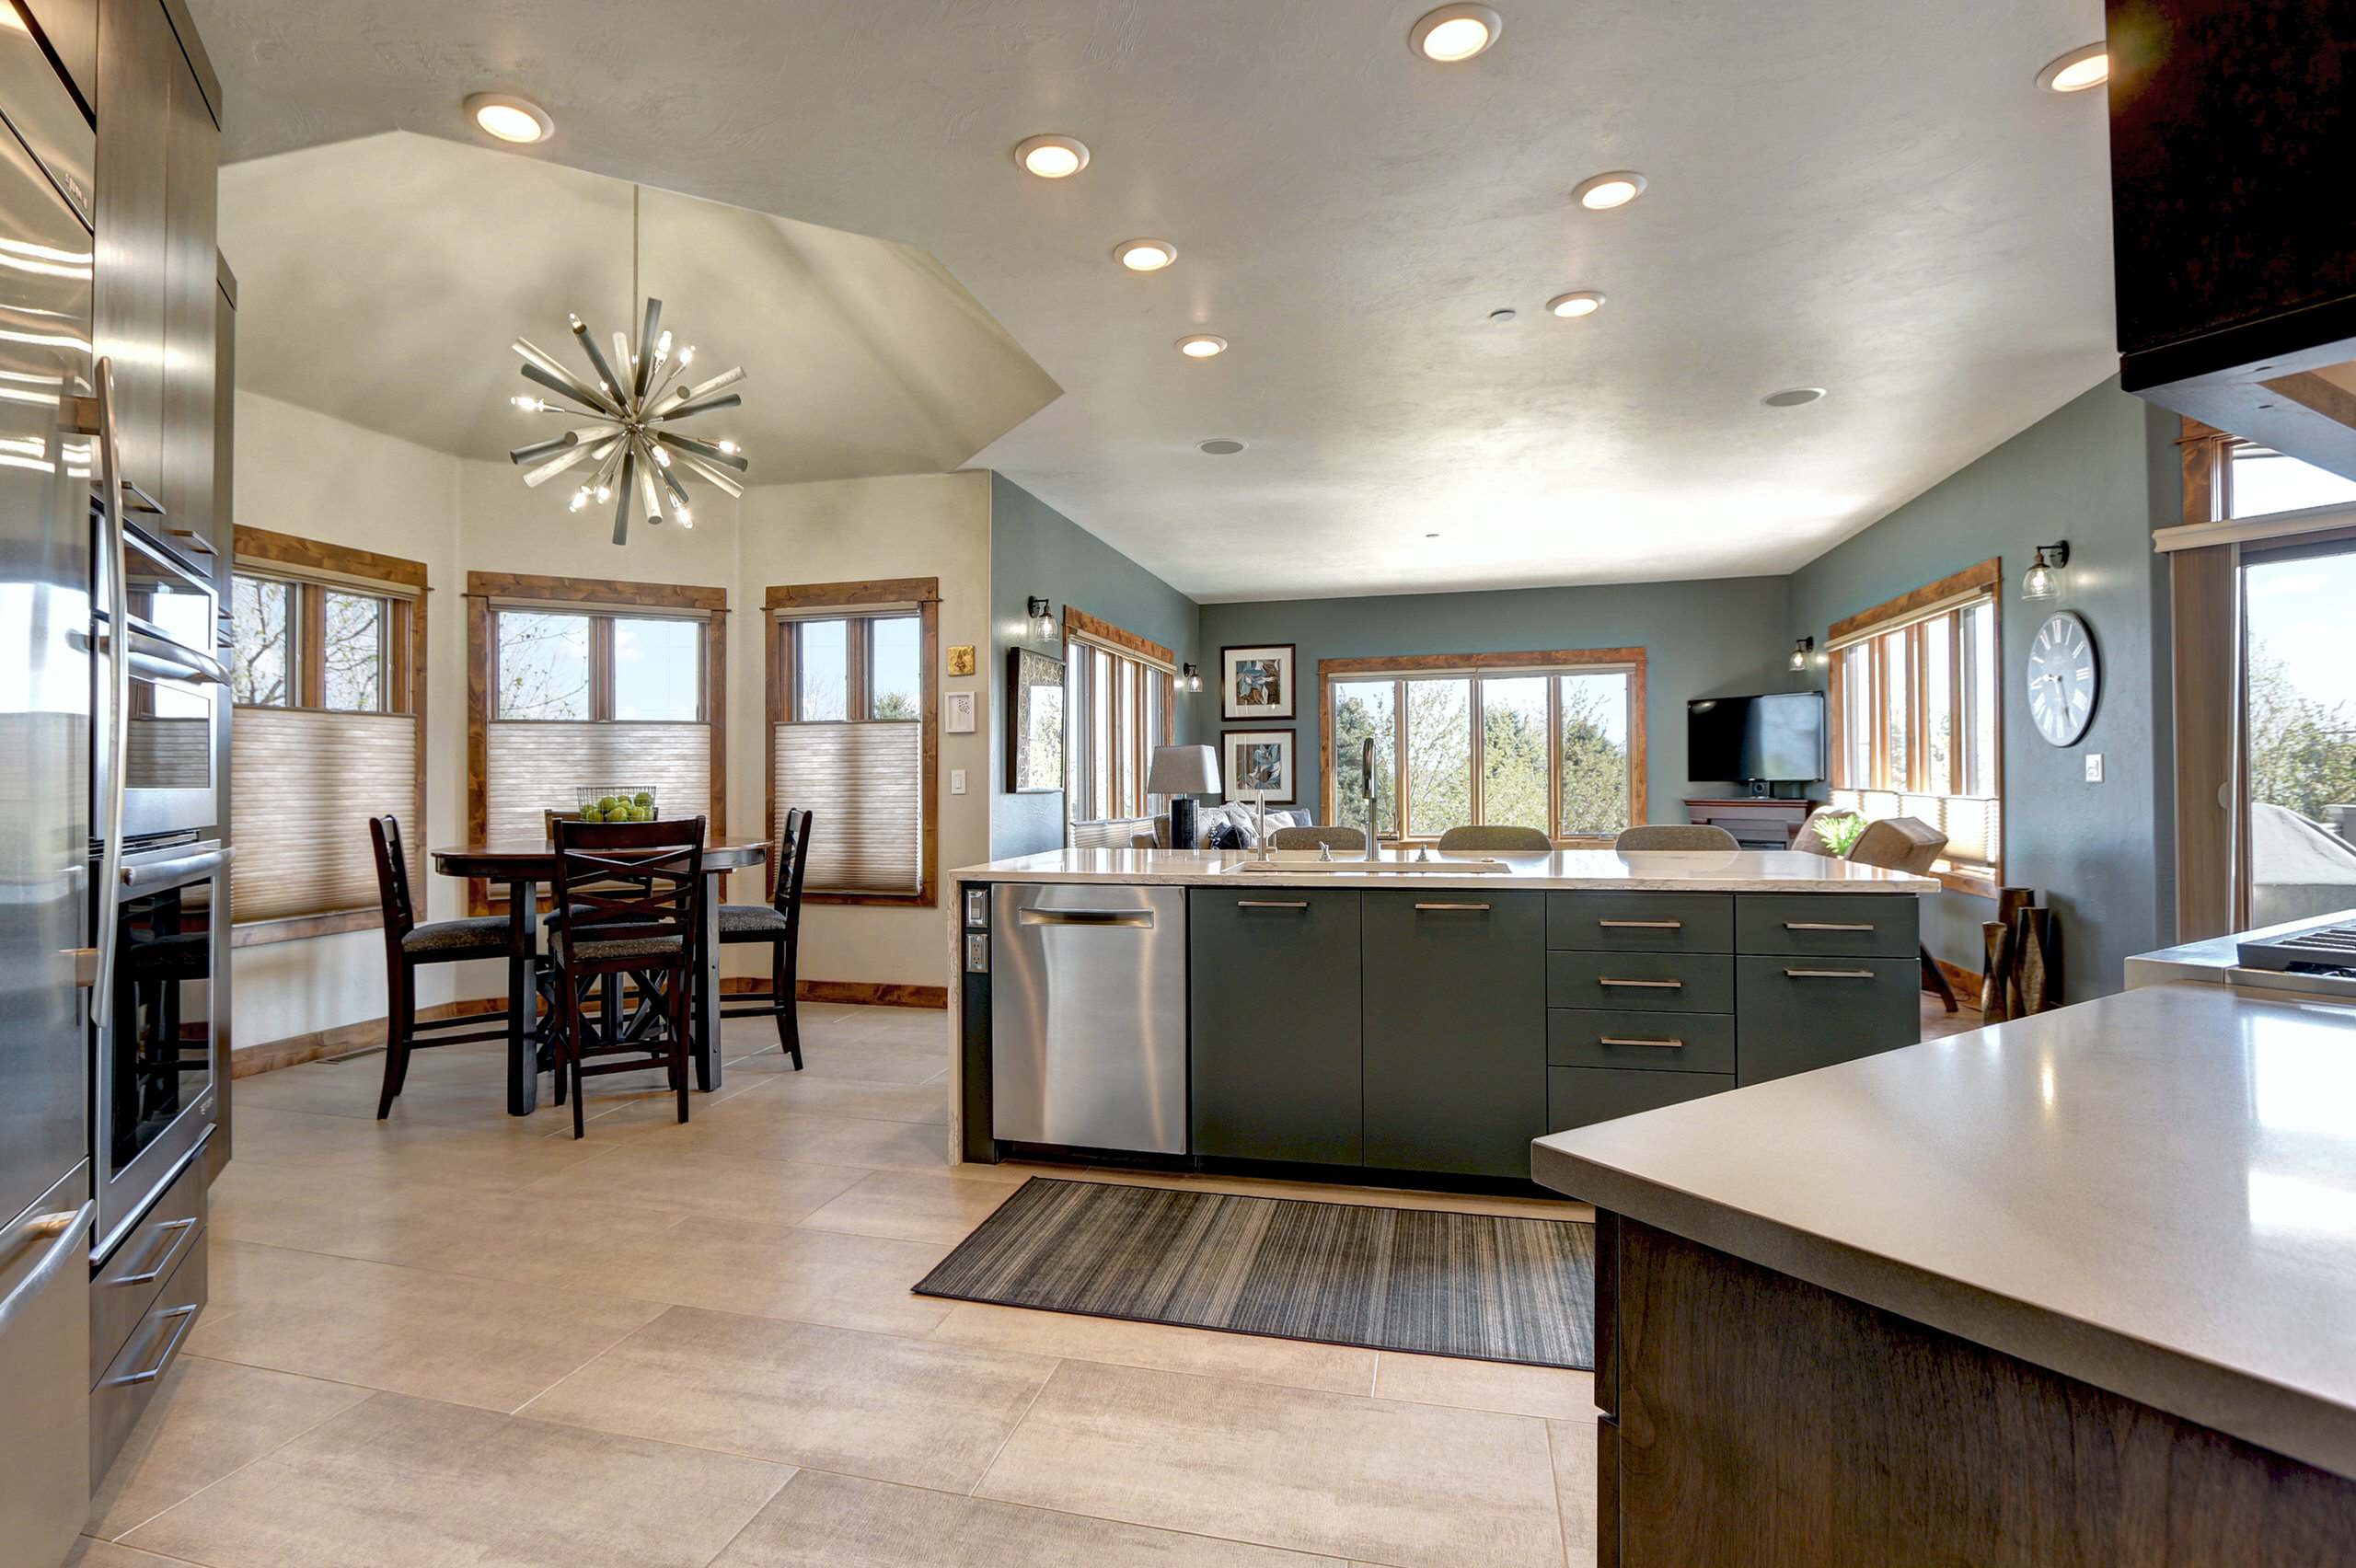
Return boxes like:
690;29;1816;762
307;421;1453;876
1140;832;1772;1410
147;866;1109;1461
75;359;131;1027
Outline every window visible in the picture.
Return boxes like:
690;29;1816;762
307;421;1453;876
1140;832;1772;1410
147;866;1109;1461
767;579;938;904
1062;608;1175;825
1825;559;2002;890
468;573;727;910
1321;650;1645;842
226;528;425;939
2229;445;2356;520
2240;531;2356;927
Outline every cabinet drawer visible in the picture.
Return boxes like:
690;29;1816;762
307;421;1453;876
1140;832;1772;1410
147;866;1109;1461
90;1147;207;1386
1548;1009;1735;1073
1736;955;1921;1085
1547;950;1733;1013
1736;894;1918;958
1549;1066;1735;1133
1548;893;1731;953
91;1228;208;1487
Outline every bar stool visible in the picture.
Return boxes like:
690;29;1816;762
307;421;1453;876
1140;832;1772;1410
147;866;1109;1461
368;814;514;1119
718;807;813;1069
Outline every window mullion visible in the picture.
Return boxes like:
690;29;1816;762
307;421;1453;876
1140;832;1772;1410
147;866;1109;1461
587;616;615;721
1468;676;1485;826
1391;678;1408;841
1546;676;1563;841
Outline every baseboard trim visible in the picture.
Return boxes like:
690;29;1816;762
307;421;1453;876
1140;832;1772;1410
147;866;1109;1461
720;976;948;1009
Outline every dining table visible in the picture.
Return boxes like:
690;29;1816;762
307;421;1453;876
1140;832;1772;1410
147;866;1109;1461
430;838;770;1116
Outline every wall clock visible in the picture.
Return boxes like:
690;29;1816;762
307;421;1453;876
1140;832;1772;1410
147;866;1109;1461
2027;611;2098;746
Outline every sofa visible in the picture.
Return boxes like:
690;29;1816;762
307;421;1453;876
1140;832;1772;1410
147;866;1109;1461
1068;804;1313;850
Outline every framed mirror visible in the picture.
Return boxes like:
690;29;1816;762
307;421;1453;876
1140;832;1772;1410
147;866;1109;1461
1007;646;1067;793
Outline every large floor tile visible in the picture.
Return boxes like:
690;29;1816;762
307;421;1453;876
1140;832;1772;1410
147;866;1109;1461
87;1355;375;1539
745;1074;949;1124
1548;1419;1600;1564
188;1239;666;1412
521;1145;869;1228
225;1107;608;1194
524;1306;1054;1491
1372;1353;1599;1422
800;1169;1022;1243
123;1392;788;1568
590;1097;968;1174
62;1541;189;1567
979;1359;1564;1568
713;1470;1344;1567
557;1216;957;1337
930;1301;1377;1396
788;1034;951;1085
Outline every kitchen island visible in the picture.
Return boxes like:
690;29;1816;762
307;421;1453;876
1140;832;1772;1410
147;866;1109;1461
1533;982;2356;1564
948;847;1932;1183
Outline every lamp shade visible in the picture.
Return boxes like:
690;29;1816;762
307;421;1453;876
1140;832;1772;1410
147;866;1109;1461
1146;744;1220;797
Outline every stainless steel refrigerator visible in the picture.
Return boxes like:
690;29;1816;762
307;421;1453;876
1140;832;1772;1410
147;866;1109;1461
0;17;98;1562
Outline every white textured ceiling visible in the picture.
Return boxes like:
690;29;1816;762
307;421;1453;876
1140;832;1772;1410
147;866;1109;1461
219;133;1060;479
191;0;2118;601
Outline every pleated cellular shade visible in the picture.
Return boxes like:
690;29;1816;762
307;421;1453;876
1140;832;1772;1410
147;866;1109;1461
1829;788;2003;870
231;708;418;922
484;721;713;846
772;721;922;894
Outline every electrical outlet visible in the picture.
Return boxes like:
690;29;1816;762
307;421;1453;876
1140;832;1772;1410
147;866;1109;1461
2084;753;2104;783
951;768;968;795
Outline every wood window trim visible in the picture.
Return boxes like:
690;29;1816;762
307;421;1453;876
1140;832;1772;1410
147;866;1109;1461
1316;647;1648;846
229;525;429;943
1064;604;1176;671
764;577;941;908
467;570;730;916
1824;558;2005;898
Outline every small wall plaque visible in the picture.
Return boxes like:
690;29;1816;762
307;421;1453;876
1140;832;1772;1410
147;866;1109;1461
946;643;976;676
945;690;976;732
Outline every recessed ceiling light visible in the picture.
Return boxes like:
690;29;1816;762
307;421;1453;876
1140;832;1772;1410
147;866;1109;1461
2037;42;2109;93
1409;5;1502;63
1488;307;1518;323
1176;334;1228;359
1198;439;1245;455
1014;134;1090;179
466;93;553;144
1762;386;1827;408
1573;170;1648;211
1547;291;1605;318
1114;239;1178;271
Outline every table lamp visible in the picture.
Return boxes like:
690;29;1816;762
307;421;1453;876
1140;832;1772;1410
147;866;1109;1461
1147;744;1221;849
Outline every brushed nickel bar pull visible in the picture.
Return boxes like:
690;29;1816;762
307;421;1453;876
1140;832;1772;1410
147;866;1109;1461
1016;908;1155;928
1784;921;1876;931
108;1304;200;1388
1236;899;1310;909
1784;967;1877;979
1415;902;1491;912
1600;1035;1685;1049
1600;976;1683;988
1599;918;1682;929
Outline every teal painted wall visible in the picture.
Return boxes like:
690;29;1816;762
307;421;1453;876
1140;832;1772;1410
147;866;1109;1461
1787;378;2178;997
987;473;1203;858
1194;577;1795;829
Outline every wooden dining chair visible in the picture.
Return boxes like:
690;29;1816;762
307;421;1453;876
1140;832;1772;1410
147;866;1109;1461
718;808;813;1068
368;814;514;1119
545;813;708;1139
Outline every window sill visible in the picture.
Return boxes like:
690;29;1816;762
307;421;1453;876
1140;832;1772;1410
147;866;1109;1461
230;909;383;947
804;889;938;909
1935;869;2000;898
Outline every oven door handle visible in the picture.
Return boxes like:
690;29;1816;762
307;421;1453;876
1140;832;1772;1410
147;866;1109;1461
120;844;234;894
121;623;228;686
80;359;131;1026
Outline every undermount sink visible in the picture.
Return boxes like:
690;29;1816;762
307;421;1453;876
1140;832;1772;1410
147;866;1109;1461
1227;855;1511;875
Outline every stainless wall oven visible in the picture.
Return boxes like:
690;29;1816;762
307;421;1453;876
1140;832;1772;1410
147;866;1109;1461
90;836;226;1258
96;520;224;842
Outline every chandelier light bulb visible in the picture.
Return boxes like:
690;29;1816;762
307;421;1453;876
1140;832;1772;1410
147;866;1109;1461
676;505;692;527
717;439;739;455
677;345;695;365
512;395;539;412
652;445;671;467
595;485;612;502
569;488;590;512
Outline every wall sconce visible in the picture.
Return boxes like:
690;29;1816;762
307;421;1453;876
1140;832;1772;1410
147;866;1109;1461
1026;595;1058;642
1789;636;1814;673
1182;662;1204;694
2022;541;2070;601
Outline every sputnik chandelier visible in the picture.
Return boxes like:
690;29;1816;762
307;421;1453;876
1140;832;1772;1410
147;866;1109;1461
504;189;750;545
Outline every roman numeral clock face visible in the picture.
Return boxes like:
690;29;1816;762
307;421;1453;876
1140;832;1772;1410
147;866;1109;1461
2027;611;2098;746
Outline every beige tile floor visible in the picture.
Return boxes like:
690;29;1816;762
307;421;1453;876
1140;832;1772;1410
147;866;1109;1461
70;1003;1606;1568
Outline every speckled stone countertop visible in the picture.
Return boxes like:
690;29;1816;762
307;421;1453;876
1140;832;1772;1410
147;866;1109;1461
948;847;1934;894
1532;982;2356;1478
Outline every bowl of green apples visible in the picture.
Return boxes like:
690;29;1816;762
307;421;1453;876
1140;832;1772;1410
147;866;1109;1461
574;785;658;824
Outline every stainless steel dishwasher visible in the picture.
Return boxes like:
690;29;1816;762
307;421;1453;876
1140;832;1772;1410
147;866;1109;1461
991;883;1188;1154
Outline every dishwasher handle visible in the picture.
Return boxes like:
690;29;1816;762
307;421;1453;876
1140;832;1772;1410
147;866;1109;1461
1015;907;1157;929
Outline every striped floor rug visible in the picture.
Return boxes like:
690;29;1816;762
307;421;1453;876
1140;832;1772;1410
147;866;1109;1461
913;1178;1594;1369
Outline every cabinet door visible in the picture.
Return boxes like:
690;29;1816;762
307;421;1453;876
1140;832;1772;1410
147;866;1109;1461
1190;889;1361;1164
158;31;217;543
94;0;172;498
1362;890;1544;1178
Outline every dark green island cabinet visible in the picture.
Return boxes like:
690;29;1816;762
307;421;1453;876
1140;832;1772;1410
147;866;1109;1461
1187;885;1921;1182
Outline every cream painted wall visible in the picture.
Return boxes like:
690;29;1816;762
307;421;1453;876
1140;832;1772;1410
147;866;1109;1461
731;472;993;989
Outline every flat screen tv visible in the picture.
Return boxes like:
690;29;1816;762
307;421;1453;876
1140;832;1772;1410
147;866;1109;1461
1687;692;1826;783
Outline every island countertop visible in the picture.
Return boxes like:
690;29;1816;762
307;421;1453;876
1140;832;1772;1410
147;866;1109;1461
948;847;1935;893
1532;982;2356;1478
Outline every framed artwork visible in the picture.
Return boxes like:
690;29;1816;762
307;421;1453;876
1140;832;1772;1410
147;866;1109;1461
943;691;976;733
946;643;976;677
1006;646;1067;793
1221;643;1297;720
1220;728;1296;804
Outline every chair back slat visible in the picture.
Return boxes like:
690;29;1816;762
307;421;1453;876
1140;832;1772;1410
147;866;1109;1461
369;813;415;937
554;814;707;951
771;808;814;932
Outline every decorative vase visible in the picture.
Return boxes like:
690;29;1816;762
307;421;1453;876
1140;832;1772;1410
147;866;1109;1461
1168;796;1199;851
2014;905;2060;1014
1981;921;2014;1023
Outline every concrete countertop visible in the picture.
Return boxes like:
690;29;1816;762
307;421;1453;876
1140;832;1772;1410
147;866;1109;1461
1531;982;2356;1479
948;847;1935;894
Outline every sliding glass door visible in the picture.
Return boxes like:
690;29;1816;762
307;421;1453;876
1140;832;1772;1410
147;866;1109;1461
2241;531;2356;927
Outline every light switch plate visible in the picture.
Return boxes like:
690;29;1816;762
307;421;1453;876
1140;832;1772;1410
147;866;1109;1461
2085;753;2104;783
951;768;968;795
